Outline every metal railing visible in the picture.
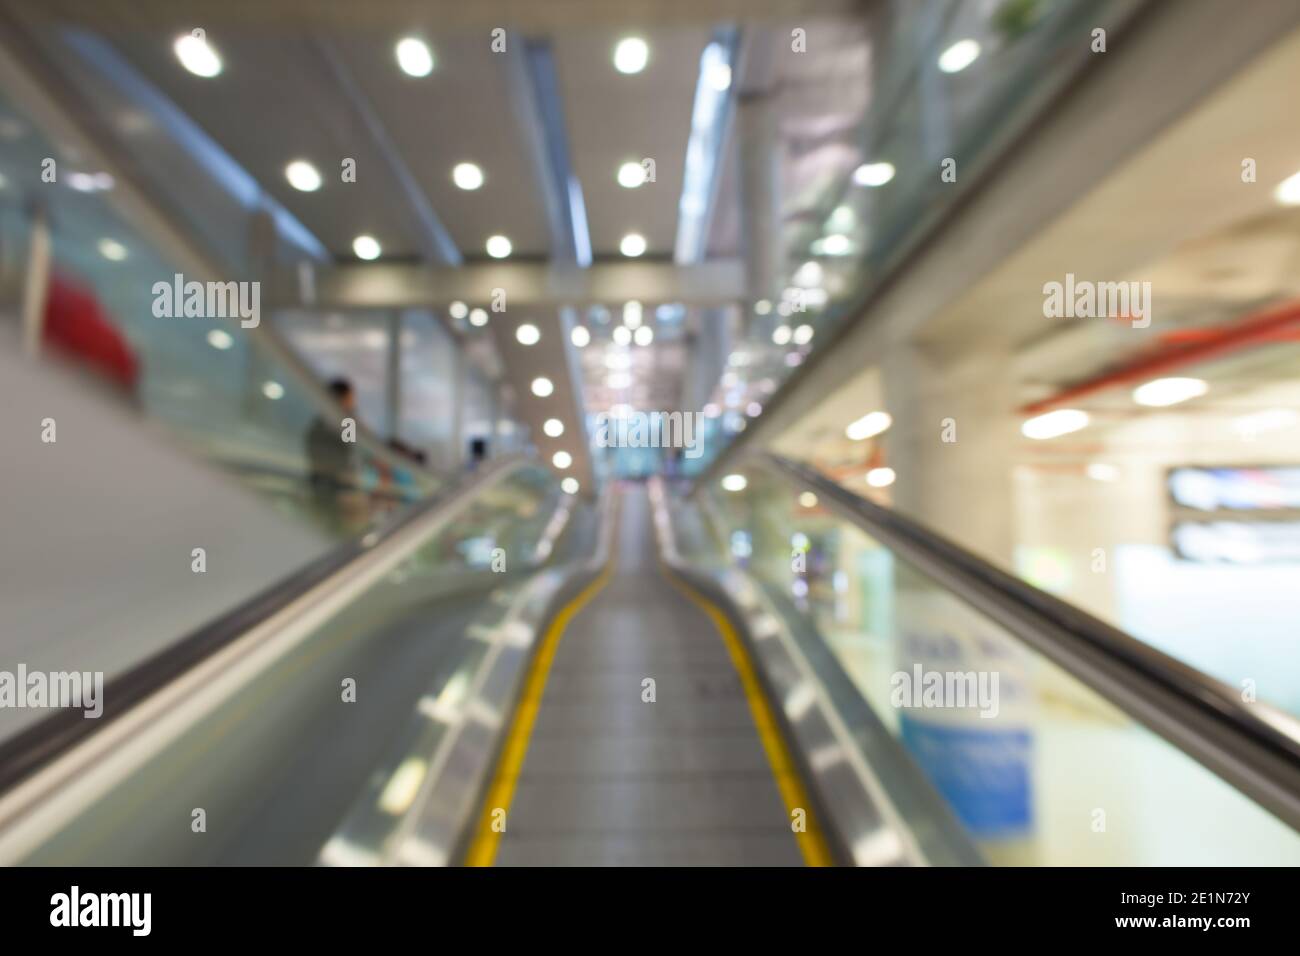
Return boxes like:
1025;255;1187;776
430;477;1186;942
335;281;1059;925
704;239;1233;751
750;452;1300;831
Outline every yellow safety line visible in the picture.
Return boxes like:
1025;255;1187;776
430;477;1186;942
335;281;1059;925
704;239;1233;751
662;569;836;867
463;531;616;866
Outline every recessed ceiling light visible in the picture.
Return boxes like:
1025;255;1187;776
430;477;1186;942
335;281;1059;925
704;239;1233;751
516;323;540;346
793;324;814;345
938;39;980;74
866;467;896;488
853;162;895;187
395;37;434;77
1021;409;1090;440
543;418;564;437
174;32;222;78
262;380;285;400
449;301;468;320
794;261;823;287
352;234;381;260
1133;377;1207;407
846;411;891;441
772;325;792;345
620;232;647;257
706;62;732;91
623;301;643;328
613;37;649;74
634;326;653;346
798;491;818;508
570;326;591;348
755;299;772;316
67;171;114;193
285;160;322;192
1273;170;1300;206
821;234;852;256
531;376;554;397
486;235;512;258
561;477;580;495
207;328;234;350
452;162;483;190
721;473;748;492
612;325;632;346
97;238;128;261
469;308;488;327
828;204;855;231
618;161;647;188
552;450;572;469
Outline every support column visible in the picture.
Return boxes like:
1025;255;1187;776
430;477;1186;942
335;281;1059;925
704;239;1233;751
736;92;782;327
385;311;402;441
881;340;1018;568
21;204;50;358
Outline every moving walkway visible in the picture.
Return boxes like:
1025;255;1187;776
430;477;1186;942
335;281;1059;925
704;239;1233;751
0;453;1297;867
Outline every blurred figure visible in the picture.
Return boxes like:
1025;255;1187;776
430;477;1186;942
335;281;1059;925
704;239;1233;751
305;378;363;532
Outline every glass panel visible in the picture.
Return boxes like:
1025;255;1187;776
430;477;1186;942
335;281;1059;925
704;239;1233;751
698;468;1300;865
0;89;440;542
690;0;1142;470
16;463;569;865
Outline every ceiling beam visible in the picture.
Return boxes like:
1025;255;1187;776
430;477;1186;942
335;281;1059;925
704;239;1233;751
507;37;591;267
298;260;747;310
28;0;867;30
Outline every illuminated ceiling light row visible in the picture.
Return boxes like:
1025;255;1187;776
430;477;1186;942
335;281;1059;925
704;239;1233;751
448;301;490;328
525;374;577;480
773;324;814;346
610;38;654;264
177;31;440;81
1022;378;1211;441
287;157;483;194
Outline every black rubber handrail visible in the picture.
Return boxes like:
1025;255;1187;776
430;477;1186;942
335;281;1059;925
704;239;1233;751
0;455;533;797
749;452;1300;830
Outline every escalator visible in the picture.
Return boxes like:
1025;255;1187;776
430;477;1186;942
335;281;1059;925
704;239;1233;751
0;454;1297;867
467;485;825;867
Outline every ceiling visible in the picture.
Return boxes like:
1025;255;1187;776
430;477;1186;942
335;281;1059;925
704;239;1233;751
771;20;1300;480
0;0;879;485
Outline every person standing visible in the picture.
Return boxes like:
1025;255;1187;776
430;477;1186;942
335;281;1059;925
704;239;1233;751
305;378;361;530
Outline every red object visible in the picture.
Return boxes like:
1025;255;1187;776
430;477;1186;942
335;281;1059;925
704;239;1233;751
41;275;140;392
1019;298;1300;415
